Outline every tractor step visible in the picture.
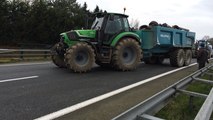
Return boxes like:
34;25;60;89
97;46;112;63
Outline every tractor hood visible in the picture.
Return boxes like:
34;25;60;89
60;30;96;47
75;30;96;38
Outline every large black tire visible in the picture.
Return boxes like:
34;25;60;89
170;49;185;67
139;25;149;30
65;43;95;73
112;38;142;71
184;50;192;66
149;21;158;26
51;43;66;68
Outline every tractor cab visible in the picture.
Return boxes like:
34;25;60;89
92;12;131;45
196;40;212;58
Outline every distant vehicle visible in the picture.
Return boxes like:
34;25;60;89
195;40;212;58
208;44;213;58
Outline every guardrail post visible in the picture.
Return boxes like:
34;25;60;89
195;88;213;120
210;74;213;80
189;96;194;112
44;51;47;59
20;51;24;60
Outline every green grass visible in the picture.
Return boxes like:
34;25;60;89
155;73;213;120
0;57;51;64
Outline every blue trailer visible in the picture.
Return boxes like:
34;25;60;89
136;25;195;67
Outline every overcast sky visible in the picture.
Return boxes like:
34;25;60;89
77;0;213;39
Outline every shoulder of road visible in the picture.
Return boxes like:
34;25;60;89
57;65;198;120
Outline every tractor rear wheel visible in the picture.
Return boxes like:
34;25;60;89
51;43;66;68
170;49;185;67
112;38;142;71
184;50;192;66
65;43;95;73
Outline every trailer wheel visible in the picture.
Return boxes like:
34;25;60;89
65;43;95;73
170;49;185;67
51;43;66;68
184;50;192;66
112;38;142;71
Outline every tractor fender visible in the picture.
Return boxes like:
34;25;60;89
60;33;78;47
110;32;141;47
83;41;98;55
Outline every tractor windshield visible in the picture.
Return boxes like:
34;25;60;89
198;40;206;49
91;17;104;30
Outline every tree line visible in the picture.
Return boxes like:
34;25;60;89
1;0;212;49
0;0;101;48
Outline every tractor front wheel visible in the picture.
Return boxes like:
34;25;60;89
112;38;142;71
65;43;95;73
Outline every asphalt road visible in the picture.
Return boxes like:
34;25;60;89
0;60;196;120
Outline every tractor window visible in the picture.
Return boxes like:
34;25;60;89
91;17;104;30
104;15;130;34
198;41;206;49
104;15;123;34
123;18;130;31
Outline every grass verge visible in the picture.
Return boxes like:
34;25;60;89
0;57;51;64
155;71;213;120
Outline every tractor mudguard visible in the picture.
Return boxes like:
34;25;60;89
110;32;141;47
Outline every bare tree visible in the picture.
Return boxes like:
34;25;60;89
130;18;140;30
203;35;210;40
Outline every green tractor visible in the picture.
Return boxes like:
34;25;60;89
51;12;142;72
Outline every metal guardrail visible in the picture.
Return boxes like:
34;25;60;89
195;88;213;120
0;49;51;59
113;64;213;120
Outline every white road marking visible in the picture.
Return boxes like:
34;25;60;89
0;76;38;83
35;63;197;120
